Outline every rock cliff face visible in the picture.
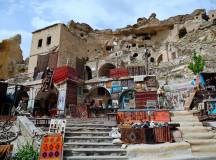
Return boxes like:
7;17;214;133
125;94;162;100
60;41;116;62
66;9;211;60
0;34;24;80
65;9;216;82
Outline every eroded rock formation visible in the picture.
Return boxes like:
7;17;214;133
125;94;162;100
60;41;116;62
65;9;216;81
0;34;24;80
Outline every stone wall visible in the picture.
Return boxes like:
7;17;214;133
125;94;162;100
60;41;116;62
58;24;87;67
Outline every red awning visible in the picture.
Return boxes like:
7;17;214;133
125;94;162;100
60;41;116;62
53;66;78;84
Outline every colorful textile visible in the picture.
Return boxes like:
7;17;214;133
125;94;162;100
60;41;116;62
112;81;121;86
110;68;128;78
121;80;128;87
39;134;63;160
112;86;122;93
199;73;206;86
53;66;78;84
128;80;134;89
117;111;170;123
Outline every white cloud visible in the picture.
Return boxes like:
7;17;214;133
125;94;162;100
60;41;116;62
0;30;31;59
31;17;60;29
6;0;26;15
28;0;216;29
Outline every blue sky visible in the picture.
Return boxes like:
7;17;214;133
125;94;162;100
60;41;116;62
0;0;216;59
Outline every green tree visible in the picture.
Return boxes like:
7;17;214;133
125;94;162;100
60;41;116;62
188;52;205;75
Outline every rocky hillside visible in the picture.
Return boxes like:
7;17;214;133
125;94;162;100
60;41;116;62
0;34;26;80
158;19;216;83
66;9;216;83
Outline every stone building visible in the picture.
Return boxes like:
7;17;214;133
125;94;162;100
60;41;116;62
28;23;87;78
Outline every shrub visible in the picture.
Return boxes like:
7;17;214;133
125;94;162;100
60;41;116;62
15;142;39;160
188;51;205;75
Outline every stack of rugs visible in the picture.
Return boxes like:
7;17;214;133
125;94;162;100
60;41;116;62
120;121;173;144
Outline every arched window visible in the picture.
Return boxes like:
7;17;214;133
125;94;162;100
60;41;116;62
98;63;116;77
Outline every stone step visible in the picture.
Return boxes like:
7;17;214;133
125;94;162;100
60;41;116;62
63;148;126;156
170;111;193;116
127;142;192;160
192;153;216;159
67;123;115;128
66;120;105;124
65;131;109;137
191;144;216;153
64;136;113;143
171;114;197;118
187;139;216;145
66;127;112;132
176;122;203;127
63;155;128;160
64;142;121;149
163;155;216;160
184;132;215;140
171;116;199;122
178;126;210;132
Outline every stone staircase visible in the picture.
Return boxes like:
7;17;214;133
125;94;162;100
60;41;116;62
171;111;216;157
63;119;127;160
184;91;196;110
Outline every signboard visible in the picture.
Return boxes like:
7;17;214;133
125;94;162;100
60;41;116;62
57;87;66;111
49;119;66;137
39;134;63;160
